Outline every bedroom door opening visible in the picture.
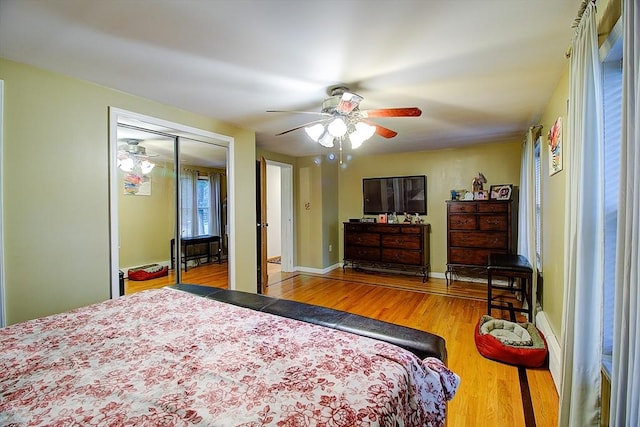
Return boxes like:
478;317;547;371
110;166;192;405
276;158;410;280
266;161;294;274
109;108;233;298
257;159;294;293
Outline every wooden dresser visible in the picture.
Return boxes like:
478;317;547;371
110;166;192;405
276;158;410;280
445;200;516;284
343;222;430;282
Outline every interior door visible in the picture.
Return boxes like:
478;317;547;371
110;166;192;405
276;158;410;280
257;157;268;293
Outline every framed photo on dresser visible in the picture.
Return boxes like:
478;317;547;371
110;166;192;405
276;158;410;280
490;184;513;201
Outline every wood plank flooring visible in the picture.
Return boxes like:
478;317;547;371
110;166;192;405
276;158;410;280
124;262;559;427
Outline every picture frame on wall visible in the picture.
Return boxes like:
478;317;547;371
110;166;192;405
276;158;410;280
490;184;512;201
548;116;563;176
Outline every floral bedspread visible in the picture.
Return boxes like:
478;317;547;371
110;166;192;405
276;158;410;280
1;288;459;426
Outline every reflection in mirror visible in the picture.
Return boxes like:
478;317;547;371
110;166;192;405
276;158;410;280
117;125;177;292
175;137;229;288
115;122;229;296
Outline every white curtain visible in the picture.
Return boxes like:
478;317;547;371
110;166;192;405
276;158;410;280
517;127;539;321
180;168;199;238
610;0;640;424
208;172;222;237
559;2;605;426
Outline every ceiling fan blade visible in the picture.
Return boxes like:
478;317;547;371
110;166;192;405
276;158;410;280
362;120;398;139
360;107;422;118
267;110;332;117
336;92;363;114
274;118;330;136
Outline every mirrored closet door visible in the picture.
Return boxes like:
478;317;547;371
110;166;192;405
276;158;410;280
110;110;230;297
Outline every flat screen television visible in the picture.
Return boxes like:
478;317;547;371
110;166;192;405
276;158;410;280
363;175;427;215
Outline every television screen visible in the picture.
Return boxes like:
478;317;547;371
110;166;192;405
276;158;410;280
363;175;427;215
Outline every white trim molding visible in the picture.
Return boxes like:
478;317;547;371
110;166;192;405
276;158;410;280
535;309;562;393
0;80;5;327
296;263;342;275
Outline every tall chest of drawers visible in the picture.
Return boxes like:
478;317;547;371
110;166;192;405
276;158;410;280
446;200;516;283
343;222;430;282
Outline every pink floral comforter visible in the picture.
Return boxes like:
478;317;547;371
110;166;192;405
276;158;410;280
1;288;459;426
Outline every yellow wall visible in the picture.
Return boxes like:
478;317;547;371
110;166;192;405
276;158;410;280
1;57;256;325
337;141;522;275
296;157;325;269
118;161;176;269
538;69;569;339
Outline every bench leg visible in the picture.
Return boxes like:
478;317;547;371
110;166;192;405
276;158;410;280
487;270;493;317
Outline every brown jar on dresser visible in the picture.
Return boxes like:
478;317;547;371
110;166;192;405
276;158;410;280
343;222;430;282
445;200;516;285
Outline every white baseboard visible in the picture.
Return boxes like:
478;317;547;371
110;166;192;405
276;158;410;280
535;310;562;393
295;263;341;275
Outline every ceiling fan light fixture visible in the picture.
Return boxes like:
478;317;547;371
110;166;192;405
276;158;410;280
349;122;376;149
118;139;156;175
327;117;347;137
118;156;134;173
318;132;335;148
139;160;155;175
304;123;325;141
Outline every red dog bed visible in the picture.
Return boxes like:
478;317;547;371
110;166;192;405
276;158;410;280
474;315;548;368
127;264;169;281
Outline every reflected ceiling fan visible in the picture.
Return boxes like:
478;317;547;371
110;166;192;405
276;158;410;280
267;86;422;150
117;139;157;175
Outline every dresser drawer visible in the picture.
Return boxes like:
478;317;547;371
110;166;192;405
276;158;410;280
478;215;508;231
448;248;506;266
400;225;423;234
448;202;477;213
381;248;422;265
449;231;508;249
345;245;380;261
448;214;477;230
478;203;508;213
381;234;421;250
345;232;380;247
370;225;401;233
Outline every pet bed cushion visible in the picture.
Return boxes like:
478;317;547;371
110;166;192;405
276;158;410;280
474;315;547;368
127;264;169;281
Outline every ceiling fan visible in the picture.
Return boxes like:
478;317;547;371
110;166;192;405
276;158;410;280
117;139;157;175
267;86;422;149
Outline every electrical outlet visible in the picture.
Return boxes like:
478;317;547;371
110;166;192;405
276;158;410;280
329;244;332;252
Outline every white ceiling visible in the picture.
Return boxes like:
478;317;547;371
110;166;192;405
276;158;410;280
0;0;581;158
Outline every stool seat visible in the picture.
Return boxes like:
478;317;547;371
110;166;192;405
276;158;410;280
487;254;533;322
488;254;532;273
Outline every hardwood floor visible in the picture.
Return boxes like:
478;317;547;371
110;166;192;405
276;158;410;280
124;262;559;427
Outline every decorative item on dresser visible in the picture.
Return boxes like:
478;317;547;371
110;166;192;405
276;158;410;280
445;200;516;285
343;222;430;282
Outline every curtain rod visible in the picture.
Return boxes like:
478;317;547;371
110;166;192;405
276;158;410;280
572;0;596;28
565;0;597;58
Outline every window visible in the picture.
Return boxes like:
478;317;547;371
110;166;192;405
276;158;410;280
601;43;622;376
180;170;212;238
197;177;211;236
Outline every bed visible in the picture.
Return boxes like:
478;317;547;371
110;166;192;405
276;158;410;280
1;285;459;426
